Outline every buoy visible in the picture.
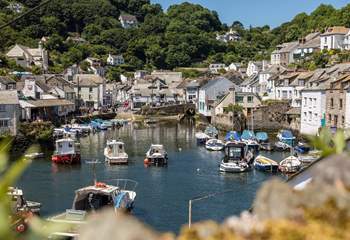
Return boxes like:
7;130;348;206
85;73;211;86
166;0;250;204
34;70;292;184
16;224;25;233
196;168;200;172
178;148;182;152
144;158;150;165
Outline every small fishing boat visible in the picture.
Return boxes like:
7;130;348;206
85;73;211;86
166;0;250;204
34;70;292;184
24;152;44;159
8;187;41;215
241;130;256;141
53;128;64;138
205;139;224;151
219;142;251;173
298;150;321;164
256;132;269;143
224;131;240;142
277;130;296;146
144;144;168;166
294;142;311;154
279;156;302;173
274;141;291;151
104;140;128;164
204;125;219;138
195;132;211;144
253;155;279;172
90;119;108;130
52;138;81;164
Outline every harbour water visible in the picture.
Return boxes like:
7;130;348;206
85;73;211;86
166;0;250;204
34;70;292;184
16;122;290;233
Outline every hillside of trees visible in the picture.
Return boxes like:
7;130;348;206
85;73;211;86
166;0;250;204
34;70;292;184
1;1;350;75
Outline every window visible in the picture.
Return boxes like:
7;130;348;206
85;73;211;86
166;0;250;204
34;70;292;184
247;96;253;103
334;115;338;126
304;97;307;106
0;119;8;127
308;111;312;121
303;112;307;121
342;116;345;126
235;96;244;103
89;87;93;92
314;113;318;121
278;90;281;98
328;114;332;123
0;105;5;112
340;99;343;109
330;98;334;108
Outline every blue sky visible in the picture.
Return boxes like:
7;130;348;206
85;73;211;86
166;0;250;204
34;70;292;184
152;0;349;28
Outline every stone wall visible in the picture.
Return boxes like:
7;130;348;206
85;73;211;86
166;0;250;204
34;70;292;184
140;104;195;116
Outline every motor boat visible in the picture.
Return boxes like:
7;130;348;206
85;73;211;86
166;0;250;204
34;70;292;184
274;141;292;151
90;119;108;130
219;142;252;173
48;179;138;236
104;140;128;164
253;155;279;172
294;142;311;154
8;187;41;215
51;138;81;164
224;131;240;142
205;139;224;151
277;130;296;146
279;156;302;173
144;144;168;166
204;125;218;138
195;132;211;144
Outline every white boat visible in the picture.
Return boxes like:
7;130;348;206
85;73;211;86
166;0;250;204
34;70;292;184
205;139;224;151
24;152;44;159
195;132;211;144
279;156;302;173
274;141;291;151
104;140;128;164
219;142;251;173
298;150;321;164
144;144;168;166
48;179;138;238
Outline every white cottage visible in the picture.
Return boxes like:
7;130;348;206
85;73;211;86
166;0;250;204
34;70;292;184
0;91;20;136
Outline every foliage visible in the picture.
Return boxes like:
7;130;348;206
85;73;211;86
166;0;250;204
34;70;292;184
2;1;350;73
309;128;346;158
224;104;244;114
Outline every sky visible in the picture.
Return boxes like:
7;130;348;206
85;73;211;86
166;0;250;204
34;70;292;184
152;0;349;28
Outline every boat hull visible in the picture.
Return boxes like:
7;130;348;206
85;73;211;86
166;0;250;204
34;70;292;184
254;162;278;172
105;156;128;165
145;157;168;167
52;154;81;164
219;162;250;173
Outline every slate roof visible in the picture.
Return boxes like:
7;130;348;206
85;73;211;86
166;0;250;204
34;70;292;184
321;26;349;36
119;14;137;22
0;76;16;85
25;99;74;108
0;90;19;105
73;74;104;87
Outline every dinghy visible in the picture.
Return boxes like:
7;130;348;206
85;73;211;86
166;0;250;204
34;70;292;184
279;156;302;173
253;155;278;172
205;139;224;151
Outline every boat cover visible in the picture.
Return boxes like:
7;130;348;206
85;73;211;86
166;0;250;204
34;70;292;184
241;130;255;140
225;131;240;141
281;130;295;139
256;132;268;141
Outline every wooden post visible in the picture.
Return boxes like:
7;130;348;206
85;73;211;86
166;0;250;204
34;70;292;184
188;200;192;229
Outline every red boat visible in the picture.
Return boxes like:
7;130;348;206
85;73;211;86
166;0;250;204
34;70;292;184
52;138;81;164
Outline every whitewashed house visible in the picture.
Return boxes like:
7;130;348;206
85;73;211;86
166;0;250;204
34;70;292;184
84;57;105;76
185;80;201;104
344;30;350;50
107;54;125;66
0;91;20;136
246;61;266;77
18;76;50;99
209;63;226;73
293;32;320;60
198;77;236;117
73;74;106;109
225;62;241;72
6;42;48;71
320;26;349;50
259;65;286;96
300;88;326;135
216;29;241;43
0;76;16;90
119;14;138;28
134;70;148;79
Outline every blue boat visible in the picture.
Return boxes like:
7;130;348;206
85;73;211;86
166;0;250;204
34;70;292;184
294;142;311;154
224;131;240;142
241;130;256;141
256;132;269;143
277;130;296;146
90;120;108;130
